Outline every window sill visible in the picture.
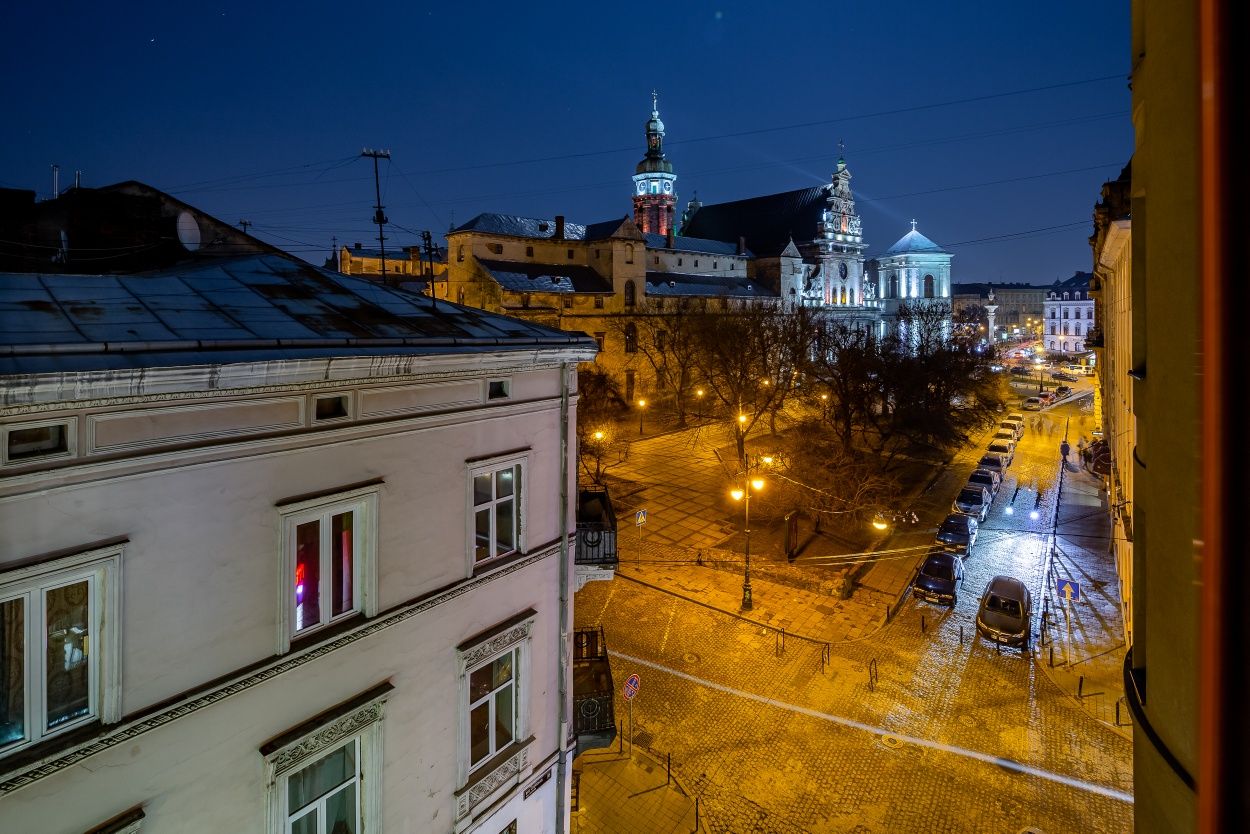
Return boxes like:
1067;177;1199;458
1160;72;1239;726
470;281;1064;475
0;718;103;777
455;736;535;828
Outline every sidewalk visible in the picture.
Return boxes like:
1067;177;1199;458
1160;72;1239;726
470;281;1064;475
1036;462;1131;737
572;745;702;834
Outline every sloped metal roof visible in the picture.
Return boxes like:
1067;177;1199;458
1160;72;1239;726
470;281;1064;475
0;253;596;374
881;229;950;256
642;233;748;257
477;259;613;294
643;271;776;298
680;185;829;256
451;214;635;242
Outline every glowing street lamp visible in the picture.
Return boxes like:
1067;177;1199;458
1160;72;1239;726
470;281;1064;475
637;399;647;436
731;472;766;611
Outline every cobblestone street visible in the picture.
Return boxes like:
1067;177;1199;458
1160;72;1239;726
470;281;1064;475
575;396;1133;832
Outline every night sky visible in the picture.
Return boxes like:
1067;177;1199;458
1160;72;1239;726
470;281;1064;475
0;1;1130;285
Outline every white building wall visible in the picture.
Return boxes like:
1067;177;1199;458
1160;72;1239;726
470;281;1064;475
0;358;585;834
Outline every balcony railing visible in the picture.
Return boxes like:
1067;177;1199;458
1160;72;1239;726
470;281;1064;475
573;626;616;753
575;488;617;568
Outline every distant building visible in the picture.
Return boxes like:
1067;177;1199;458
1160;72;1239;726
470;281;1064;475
1042;272;1095;353
337;241;448;291
0;184;596;832
951;282;1049;335
865;221;954;335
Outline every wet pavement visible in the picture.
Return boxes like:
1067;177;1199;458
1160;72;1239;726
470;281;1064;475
574;395;1131;833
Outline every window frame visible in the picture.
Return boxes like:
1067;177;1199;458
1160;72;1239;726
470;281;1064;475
263;686;389;834
455;612;535;820
276;486;379;654
2;416;78;467
0;544;123;759
466;452;527;570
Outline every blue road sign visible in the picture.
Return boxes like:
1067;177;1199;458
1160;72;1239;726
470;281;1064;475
623;673;641;700
1057;578;1082;602
635;509;647;525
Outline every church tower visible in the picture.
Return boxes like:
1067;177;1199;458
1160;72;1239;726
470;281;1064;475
632;92;677;235
812;148;867;307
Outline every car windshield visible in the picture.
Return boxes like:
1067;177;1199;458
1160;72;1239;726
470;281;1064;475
986;594;1022;617
959;489;983;503
969;473;991;485
940;517;967;534
923;559;954;581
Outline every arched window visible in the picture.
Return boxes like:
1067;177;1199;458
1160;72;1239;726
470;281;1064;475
457;244;465;262
923;274;935;298
624;280;636;308
1063;323;1070;335
624;323;637;354
625;244;635;264
889;274;899;299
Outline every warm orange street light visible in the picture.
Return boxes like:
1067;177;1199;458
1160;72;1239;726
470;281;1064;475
731;475;765;610
737;414;747;424
637;399;647;436
592;430;605;441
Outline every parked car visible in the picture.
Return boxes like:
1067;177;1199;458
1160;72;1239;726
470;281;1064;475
998;420;1023;441
1006;412;1025;424
977;453;1007;476
1022;397;1043;411
993;427;1019;445
1054;385;1073;398
1051;371;1079;382
1038;391;1056;405
935;512;978;554
967;468;1001;497
986;440;1015;466
913;550;964;607
976;575;1033;649
954;485;992;521
1010;366;1033;377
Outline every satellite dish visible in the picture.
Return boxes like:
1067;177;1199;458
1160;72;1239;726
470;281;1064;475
176;211;201;251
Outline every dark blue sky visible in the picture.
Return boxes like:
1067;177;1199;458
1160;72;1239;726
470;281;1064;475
1;1;1130;284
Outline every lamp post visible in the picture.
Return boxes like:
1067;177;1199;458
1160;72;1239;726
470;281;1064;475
731;456;770;611
637;399;646;436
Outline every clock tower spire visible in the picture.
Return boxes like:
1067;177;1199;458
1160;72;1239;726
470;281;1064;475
632;91;677;235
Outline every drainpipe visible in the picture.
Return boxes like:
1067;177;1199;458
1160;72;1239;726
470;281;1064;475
555;361;572;834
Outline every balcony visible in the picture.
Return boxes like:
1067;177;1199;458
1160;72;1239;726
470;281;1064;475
575;488;617;589
573;626;617;756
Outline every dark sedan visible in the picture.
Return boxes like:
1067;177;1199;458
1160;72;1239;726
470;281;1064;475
913;550;964;606
976;575;1033;649
935;513;978;555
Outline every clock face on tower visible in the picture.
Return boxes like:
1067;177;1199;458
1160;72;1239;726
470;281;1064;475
663;181;672;193
637;182;647;195
838;262;848;279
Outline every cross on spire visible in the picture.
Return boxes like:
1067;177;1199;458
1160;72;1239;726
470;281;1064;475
838;138;846;157
910;219;918;232
651;89;659;114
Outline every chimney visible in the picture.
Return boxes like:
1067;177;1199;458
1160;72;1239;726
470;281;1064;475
554;215;565;240
354;242;362;250
737;236;746;256
666;227;675;248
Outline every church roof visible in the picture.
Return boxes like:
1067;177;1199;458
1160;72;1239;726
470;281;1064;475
882;228;950;256
643;233;748;256
680;185;830;256
476;259;614;294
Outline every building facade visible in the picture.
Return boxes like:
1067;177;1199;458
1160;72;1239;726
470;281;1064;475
1042;272;1096;353
866;222;954;339
632;93;678;236
1089;163;1132;644
0;186;597;833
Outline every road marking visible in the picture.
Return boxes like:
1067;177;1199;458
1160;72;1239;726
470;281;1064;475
610;650;1134;805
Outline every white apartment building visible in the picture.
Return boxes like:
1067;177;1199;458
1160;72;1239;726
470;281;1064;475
0;239;596;833
1043;273;1097;354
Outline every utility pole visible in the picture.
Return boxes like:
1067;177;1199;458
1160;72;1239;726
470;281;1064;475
238;219;252;235
361;149;392;286
50;164;59;199
422;229;438;307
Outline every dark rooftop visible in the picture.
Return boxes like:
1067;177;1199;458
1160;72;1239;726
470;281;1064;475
644;271;775;299
450;214;639;242
642;232;749;257
680;185;830;256
477;259;613;294
0;253;596;375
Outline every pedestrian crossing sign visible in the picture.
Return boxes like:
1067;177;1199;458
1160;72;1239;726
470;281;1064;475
635;509;647;526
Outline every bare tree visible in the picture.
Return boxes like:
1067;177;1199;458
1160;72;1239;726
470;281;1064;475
576;367;630;484
618;297;705;427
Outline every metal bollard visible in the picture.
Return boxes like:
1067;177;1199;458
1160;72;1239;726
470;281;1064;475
1049;646;1054;667
921;615;926;635
960;625;964;645
618;722;623;754
695;797;700;831
667;752;671;785
1116;700;1121;725
1078;675;1084;698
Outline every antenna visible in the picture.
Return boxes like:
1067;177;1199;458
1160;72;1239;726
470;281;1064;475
422;229;438;308
238;219;253;235
74;170;82;189
361;148;392;286
50;164;59;199
331;235;339;271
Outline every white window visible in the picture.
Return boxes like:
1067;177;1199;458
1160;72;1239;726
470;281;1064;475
277;486;379;653
0;544;122;758
455;613;535;823
2;417;77;467
468;454;526;565
264;685;389;834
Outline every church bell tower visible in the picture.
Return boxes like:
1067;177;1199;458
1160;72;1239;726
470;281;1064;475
632;91;677;235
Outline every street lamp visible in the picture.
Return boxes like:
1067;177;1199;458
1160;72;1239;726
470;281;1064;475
637;399;647;436
730;460;765;610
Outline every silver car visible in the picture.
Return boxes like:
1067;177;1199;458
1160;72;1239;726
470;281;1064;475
986;440;1015;466
967;468;1001;497
976;575;1033;649
954;486;991;522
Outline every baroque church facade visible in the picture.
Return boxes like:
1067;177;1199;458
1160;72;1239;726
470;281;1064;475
435;97;953;401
